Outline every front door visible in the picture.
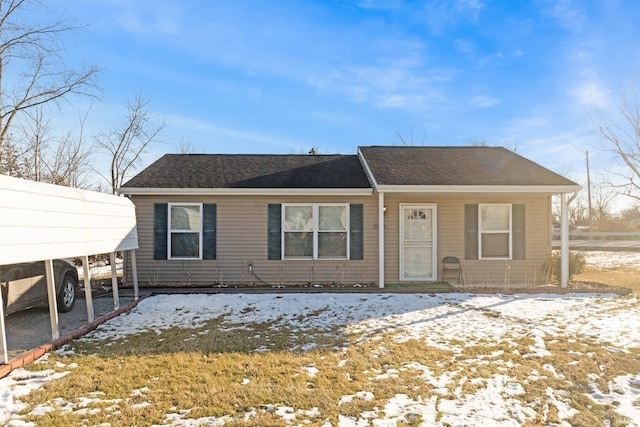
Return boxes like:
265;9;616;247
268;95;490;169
400;205;436;281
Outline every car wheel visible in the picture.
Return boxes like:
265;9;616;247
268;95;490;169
57;274;77;313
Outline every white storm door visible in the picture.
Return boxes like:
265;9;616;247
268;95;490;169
400;205;436;281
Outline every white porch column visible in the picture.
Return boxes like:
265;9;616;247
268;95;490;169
560;193;569;288
45;259;60;340
378;192;385;288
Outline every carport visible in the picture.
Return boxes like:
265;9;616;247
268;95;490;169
0;175;139;364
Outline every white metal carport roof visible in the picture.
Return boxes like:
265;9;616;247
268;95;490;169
0;175;139;364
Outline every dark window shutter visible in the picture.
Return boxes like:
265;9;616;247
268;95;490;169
268;204;282;260
203;204;217;260
512;204;526;260
465;204;479;260
153;203;168;260
349;204;364;260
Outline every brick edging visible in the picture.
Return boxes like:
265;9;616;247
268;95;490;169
0;294;153;379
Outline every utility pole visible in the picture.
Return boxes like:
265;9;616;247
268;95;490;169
586;150;592;234
569;142;592;232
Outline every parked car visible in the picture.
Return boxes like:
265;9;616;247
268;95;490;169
0;259;78;315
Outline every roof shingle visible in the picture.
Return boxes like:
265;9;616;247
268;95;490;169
121;146;578;191
121;154;371;189
358;146;578;186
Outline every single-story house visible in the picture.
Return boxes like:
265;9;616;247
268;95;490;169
118;146;580;289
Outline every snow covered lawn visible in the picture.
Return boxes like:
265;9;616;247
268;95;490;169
2;291;640;426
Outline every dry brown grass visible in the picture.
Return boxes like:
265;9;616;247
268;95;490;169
17;320;640;426
12;266;640;425
574;267;640;293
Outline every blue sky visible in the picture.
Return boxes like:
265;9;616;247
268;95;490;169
48;1;640;198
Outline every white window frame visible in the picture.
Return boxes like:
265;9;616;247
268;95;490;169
478;203;512;260
168;202;203;260
282;203;350;260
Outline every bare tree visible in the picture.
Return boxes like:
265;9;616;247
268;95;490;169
0;133;27;176
590;182;615;225
46;133;91;187
177;140;191;154
592;86;640;201
19;106;50;181
13;106;92;187
0;0;99;166
95;93;166;194
395;127;426;146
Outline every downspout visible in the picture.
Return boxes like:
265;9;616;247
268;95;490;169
378;192;385;288
560;193;569;288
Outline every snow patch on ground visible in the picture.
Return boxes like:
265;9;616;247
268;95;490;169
2;289;640;426
581;251;640;271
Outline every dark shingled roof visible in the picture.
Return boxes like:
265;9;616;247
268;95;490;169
359;146;578;186
121;154;372;189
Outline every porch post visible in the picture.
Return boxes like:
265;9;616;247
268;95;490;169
560;193;569;288
378;192;385;288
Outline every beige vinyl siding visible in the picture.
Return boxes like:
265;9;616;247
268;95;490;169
383;194;552;286
125;192;554;287
125;195;378;287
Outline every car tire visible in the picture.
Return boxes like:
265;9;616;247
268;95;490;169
57;274;77;313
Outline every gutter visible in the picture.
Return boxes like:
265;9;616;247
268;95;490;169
375;184;582;194
117;188;375;196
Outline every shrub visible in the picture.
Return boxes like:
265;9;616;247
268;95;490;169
544;251;585;283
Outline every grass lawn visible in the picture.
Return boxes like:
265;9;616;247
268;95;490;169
6;291;640;426
575;268;640;293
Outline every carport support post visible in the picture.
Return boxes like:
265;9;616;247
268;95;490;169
130;249;139;300
45;259;60;340
0;271;8;364
82;256;94;323
110;252;120;310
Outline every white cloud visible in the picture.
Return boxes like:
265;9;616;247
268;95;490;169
357;0;404;11
310;110;357;124
456;0;484;17
455;39;475;53
572;81;611;109
165;115;313;153
469;95;500;108
116;5;183;35
377;94;413;108
537;0;586;33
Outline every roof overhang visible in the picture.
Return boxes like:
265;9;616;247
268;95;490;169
117;187;375;196
375;184;582;194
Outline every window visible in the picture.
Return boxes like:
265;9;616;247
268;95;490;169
169;203;202;259
282;204;348;259
479;203;511;259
